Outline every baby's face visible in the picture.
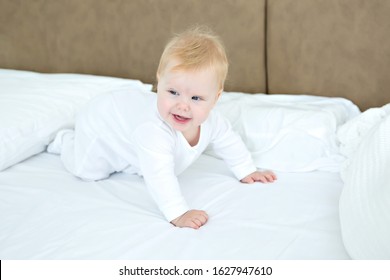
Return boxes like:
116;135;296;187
157;61;221;138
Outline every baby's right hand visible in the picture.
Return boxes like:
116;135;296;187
170;210;208;229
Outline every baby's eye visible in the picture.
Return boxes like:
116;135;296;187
192;96;202;101
168;89;179;96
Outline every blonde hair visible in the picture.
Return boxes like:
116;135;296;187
157;26;228;90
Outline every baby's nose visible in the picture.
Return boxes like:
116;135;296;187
176;100;190;111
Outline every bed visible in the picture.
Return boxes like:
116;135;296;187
1;0;390;260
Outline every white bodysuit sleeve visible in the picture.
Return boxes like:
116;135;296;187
209;112;257;180
132;123;189;222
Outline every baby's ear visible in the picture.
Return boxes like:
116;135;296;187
216;89;223;101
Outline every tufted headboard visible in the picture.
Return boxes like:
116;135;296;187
1;0;389;111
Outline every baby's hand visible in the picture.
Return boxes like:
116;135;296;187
240;170;277;184
170;210;208;229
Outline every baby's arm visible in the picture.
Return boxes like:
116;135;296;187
170;210;208;229
240;170;277;184
134;124;209;229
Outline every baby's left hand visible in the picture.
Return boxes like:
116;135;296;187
240;170;277;184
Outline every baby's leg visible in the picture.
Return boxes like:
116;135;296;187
54;93;121;181
59;130;114;181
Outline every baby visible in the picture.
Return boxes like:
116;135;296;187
48;27;277;229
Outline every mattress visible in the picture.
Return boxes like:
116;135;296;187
0;151;349;259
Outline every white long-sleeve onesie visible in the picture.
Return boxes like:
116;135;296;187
57;89;256;221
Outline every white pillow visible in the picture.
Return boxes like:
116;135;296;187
339;113;390;259
0;69;151;171
214;92;360;172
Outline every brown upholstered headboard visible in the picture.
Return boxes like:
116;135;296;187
0;0;266;93
1;0;389;111
266;0;390;111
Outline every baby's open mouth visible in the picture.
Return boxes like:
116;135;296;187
173;114;191;123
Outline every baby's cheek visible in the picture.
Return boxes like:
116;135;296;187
157;100;170;116
197;109;212;123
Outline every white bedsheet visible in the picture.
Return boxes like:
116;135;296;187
0;152;349;260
